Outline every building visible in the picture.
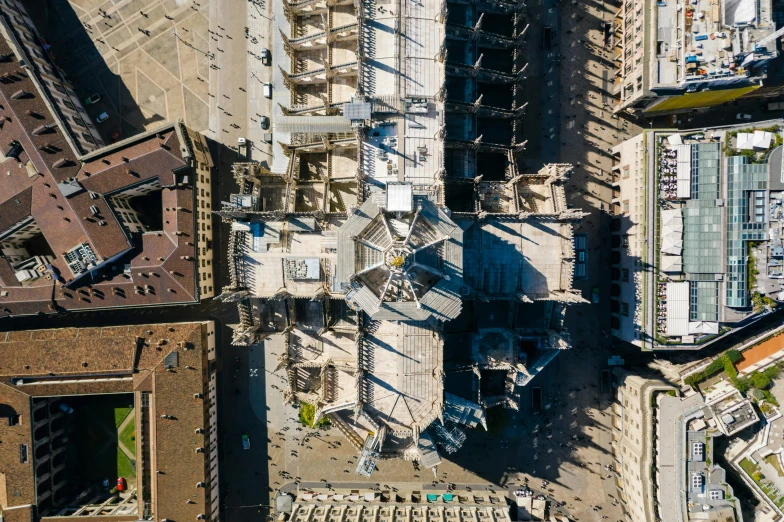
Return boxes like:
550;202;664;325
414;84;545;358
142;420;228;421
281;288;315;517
216;0;586;474
0;0;104;154
612;368;747;522
0;29;215;317
613;0;781;114
0;321;219;521
279;487;515;522
611;123;784;349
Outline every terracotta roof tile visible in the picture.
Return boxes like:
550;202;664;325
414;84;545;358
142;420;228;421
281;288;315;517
0;35;205;317
0;323;215;520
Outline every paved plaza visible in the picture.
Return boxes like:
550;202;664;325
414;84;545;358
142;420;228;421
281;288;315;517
29;0;214;139
19;0;643;521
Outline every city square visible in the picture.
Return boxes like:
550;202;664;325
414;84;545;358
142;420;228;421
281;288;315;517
0;0;784;521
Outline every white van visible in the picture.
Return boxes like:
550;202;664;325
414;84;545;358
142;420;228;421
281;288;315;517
263;82;272;99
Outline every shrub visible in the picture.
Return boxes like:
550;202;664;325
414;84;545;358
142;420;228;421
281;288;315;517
732;377;751;393
685;374;700;388
753;471;765;482
725;350;742;364
298;402;330;428
667;390;677;397
763;365;781;380
751;373;772;390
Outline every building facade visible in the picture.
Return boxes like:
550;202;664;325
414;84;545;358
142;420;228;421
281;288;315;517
0;0;104;154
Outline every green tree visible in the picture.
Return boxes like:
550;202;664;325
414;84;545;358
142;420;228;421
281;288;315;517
751;373;772;390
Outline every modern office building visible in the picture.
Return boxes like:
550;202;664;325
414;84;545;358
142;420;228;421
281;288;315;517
611;123;784;349
217;0;586;474
0;321;219;521
0;31;215;317
613;0;780;114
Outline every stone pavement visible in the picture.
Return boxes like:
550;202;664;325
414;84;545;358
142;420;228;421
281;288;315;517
31;0;213;140
259;337;626;522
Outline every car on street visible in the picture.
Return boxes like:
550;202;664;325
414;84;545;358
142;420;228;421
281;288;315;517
59;403;73;414
84;93;101;105
116;477;126;492
263;82;272;99
242;434;250;450
96;112;109;124
736;113;752;120
261;48;271;66
261;116;270;130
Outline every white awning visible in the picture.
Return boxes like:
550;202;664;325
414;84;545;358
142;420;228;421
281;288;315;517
667;134;683;145
737;132;754;150
662;234;683;255
676;144;692;199
753;130;773;149
661;255;683;273
662;209;683;226
666;282;690;337
688;321;719;334
661;209;683;255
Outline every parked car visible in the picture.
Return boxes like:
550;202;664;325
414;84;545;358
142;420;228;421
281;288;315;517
261;48;271;66
116;477;126;492
96;112;109;124
84;93;101;105
263;82;272;99
59;403;73;414
242;434;250;450
261;116;270;130
736;113;752;120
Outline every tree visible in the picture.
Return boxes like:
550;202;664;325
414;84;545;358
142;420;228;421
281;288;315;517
751;373;772;390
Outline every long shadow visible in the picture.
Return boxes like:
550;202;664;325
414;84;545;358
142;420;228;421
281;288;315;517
26;0;165;141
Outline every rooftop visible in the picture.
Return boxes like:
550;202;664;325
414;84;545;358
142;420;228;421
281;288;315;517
0;36;208;317
0;322;216;521
654;0;777;88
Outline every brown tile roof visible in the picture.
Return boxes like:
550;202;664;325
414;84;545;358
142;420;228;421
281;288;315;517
0;36;204;317
0;322;215;522
78;131;186;194
0;186;33;236
0;386;34;510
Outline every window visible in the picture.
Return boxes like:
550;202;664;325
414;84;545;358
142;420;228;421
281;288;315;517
621;302;629;317
709;490;722;500
622;268;629;282
623;165;630;179
63;99;75;110
19;444;27;464
8;415;20;426
690;473;703;489
52;82;66;94
622;200;629;213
